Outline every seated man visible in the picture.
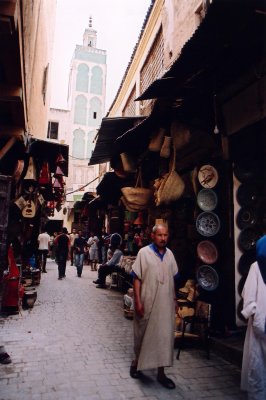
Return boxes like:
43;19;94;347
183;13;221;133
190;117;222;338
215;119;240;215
93;242;123;289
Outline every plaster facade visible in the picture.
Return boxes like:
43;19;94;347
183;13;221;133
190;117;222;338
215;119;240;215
108;0;209;117
19;0;56;139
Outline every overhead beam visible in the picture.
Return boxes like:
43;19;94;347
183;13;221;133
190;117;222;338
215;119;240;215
0;1;16;17
0;125;24;139
0;84;23;102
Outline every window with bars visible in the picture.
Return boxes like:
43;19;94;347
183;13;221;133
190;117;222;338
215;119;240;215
122;86;136;116
47;121;59;140
140;28;164;112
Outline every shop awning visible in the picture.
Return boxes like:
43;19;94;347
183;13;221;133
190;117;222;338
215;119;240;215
114;115;154;155
114;99;173;155
88;116;145;165
136;0;265;102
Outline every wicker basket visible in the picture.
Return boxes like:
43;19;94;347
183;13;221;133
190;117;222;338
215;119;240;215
121;170;153;209
148;127;165;152
155;148;185;206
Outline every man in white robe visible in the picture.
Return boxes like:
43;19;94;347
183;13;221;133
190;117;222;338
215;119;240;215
130;224;178;389
241;235;266;400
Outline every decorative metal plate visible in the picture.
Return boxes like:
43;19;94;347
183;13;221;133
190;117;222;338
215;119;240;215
198;165;218;189
238;226;261;252
236;183;259;207
196;265;219;291
197;189;218;212
196;212;220;237
236;207;257;230
197;240;218;264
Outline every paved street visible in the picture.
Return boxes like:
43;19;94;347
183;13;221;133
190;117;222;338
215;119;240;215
0;259;247;400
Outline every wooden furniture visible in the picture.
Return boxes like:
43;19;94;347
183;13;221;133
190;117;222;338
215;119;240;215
175;300;211;360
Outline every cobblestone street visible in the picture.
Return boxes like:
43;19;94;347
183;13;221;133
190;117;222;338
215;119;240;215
0;259;247;400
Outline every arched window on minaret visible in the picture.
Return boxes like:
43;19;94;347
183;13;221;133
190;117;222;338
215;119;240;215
86;130;95;159
72;128;85;158
88;97;102;126
74;95;87;125
90;66;103;95
76;64;89;92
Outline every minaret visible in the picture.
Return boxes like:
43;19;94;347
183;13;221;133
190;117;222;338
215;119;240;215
66;18;107;210
83;17;97;48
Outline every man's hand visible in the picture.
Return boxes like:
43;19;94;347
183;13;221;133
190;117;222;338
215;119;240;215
135;301;144;318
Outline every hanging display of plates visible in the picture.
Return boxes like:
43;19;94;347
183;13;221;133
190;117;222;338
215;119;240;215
238;249;256;277
236;183;260;207
238;226;261;252
197;240;218;264
197;189;218;212
236;207;257;230
233;163;259;183
196;265;219;291
196;211;220;237
198;165;218;189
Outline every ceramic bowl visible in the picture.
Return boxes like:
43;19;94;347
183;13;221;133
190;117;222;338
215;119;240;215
198;165;218;189
196;265;219;291
196;212;220;237
197;240;218;264
197;189;218;212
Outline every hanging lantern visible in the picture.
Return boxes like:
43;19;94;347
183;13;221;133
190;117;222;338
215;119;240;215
53;177;62;189
55;153;66;165
24;157;37;181
46;200;55;216
133;212;144;226
55;165;64;176
39;161;51;185
55;201;62;212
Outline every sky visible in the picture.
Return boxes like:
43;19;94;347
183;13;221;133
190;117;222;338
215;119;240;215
50;0;152;113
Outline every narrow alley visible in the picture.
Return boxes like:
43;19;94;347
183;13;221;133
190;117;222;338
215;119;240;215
0;260;247;400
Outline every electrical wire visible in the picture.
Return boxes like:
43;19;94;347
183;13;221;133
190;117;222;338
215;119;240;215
66;175;101;196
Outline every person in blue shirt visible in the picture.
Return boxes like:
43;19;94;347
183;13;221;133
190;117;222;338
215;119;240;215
93;233;123;288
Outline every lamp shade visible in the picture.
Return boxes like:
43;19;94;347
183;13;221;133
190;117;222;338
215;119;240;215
133;212;144;225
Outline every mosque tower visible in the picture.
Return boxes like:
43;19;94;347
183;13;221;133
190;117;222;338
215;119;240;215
66;17;107;204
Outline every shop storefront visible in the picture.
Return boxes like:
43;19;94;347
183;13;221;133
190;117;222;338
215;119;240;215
0;138;69;313
88;0;265;333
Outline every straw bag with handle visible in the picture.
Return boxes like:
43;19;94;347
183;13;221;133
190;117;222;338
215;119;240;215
148;128;165;152
120;196;147;212
154;148;185;206
120;152;137;173
121;169;153;210
160;136;171;158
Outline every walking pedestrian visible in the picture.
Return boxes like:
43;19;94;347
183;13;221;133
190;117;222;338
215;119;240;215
74;230;88;277
69;228;78;266
241;234;266;400
130;224;178;389
54;228;70;280
98;228;109;264
87;232;99;271
37;228;50;273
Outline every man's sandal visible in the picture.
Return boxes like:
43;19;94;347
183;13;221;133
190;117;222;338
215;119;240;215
157;375;176;389
0;352;12;364
130;364;144;379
